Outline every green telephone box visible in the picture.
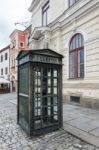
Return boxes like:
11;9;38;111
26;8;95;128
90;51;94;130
17;49;63;136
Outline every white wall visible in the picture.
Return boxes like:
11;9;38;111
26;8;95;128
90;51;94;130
31;0;68;29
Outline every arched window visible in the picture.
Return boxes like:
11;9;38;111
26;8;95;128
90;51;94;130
69;33;84;79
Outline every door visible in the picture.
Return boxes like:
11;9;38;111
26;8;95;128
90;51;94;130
33;66;59;129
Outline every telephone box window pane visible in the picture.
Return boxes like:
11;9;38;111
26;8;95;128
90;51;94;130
48;69;51;77
53;79;57;86
35;88;38;93
53;97;58;105
35;101;38;107
38;101;41;107
35;109;38;116
38;88;41;93
48;107;51;116
53;70;57;77
53;87;57;95
48;97;51;106
38;109;41;116
48;88;51;94
54;115;58;121
38;79;41;86
54;106;58;112
48;79;51;86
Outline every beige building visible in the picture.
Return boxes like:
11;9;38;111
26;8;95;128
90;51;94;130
29;0;99;109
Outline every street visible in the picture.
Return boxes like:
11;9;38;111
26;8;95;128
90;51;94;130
0;93;98;150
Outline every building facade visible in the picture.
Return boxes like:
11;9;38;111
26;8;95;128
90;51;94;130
0;45;10;87
9;25;31;92
29;0;99;109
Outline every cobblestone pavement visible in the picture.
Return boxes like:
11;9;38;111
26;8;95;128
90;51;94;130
0;93;99;150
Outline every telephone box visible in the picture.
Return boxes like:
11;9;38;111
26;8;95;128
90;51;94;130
17;49;63;136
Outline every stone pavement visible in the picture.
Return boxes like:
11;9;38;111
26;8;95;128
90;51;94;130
63;104;99;147
0;93;99;150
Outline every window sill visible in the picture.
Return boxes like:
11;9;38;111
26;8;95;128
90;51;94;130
67;78;84;81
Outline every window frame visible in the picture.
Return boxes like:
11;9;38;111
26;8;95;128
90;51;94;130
5;53;8;60
5;67;8;75
42;1;50;26
19;42;24;48
69;0;79;7
69;33;84;79
1;55;3;62
1;68;3;75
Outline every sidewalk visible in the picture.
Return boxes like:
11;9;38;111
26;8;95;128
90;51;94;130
1;93;98;150
63;104;99;147
1;93;99;148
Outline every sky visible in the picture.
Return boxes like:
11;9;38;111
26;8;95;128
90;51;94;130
0;0;32;49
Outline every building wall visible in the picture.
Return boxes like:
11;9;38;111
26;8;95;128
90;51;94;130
30;0;68;30
9;26;31;92
29;0;99;109
0;46;10;81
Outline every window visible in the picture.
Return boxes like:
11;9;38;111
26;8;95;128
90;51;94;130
42;1;50;26
5;53;8;60
69;33;84;79
1;68;3;75
19;42;24;48
1;55;3;62
70;96;80;103
69;0;79;7
5;67;8;75
11;39;16;49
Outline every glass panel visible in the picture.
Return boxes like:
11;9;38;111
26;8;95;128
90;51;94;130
38;87;41;93
48;87;51;94
70;52;75;66
54;106;58;112
48;97;51;106
53;87;57;95
70;42;73;51
72;37;76;50
38;79;41;86
48;79;51;86
80;50;84;63
38;68;41;76
78;50;84;78
53;69;57;77
47;8;50;24
53;97;58;105
48;107;51;116
70;52;75;78
53;78;57;86
35;79;38;85
35;87;38;93
75;35;79;48
80;64;84;78
42;12;47;26
38;109;41;116
35;101;38;107
38;100;41;107
35;109;38;116
78;34;84;47
70;66;75;78
48;69;51;77
54;115;58;121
